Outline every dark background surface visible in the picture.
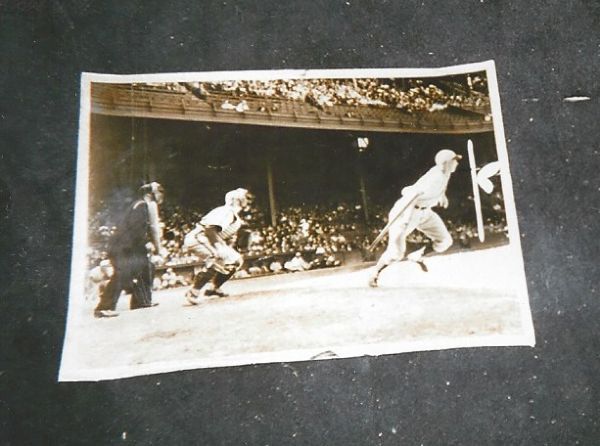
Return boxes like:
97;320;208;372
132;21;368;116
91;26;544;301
0;1;599;444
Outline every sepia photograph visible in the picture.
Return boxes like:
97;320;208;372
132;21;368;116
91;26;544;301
59;61;535;381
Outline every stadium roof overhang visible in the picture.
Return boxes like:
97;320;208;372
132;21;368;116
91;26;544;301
90;83;494;134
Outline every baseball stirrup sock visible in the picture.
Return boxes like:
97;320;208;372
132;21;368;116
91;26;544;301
212;270;235;288
193;268;217;290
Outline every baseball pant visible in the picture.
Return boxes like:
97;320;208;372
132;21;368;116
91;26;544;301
376;206;453;268
184;229;243;291
95;249;154;311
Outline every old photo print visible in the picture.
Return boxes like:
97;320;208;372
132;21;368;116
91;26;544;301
60;61;534;381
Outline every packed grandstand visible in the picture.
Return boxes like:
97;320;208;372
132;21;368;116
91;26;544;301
142;74;489;115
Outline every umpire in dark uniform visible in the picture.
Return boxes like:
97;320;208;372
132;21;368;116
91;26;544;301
94;182;167;318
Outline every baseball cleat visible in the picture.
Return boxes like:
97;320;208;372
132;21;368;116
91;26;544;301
94;309;119;318
185;289;202;305
368;276;379;288
407;247;429;272
205;288;229;298
415;260;429;273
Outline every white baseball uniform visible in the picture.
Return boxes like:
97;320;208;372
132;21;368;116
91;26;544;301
183;204;243;272
200;205;243;241
378;164;453;265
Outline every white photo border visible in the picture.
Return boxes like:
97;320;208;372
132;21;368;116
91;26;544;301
59;60;535;381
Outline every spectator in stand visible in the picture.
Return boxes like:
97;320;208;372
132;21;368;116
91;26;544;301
178;77;489;114
235;100;249;113
270;260;284;274
221;100;236;110
86;260;113;303
234;268;250;279
325;254;341;268
459;231;471;248
160;268;188;289
248;265;262;275
285;252;311;272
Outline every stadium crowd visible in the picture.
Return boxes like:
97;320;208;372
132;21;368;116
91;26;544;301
178;77;489;113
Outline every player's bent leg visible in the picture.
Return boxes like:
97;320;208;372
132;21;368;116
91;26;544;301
414;210;453;271
432;235;453;253
406;246;430;272
369;247;403;288
186;267;218;305
369;221;420;286
205;271;234;297
205;248;242;297
205;262;240;297
369;204;421;286
185;245;217;299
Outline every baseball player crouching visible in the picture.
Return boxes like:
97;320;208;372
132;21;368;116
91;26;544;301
369;149;462;288
183;188;251;304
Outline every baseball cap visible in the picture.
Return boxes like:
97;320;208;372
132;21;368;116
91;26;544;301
435;149;462;166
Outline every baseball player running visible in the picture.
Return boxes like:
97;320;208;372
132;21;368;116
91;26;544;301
369;149;462;287
183;188;251;304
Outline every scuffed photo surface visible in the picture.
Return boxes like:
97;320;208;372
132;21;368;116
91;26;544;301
60;62;534;381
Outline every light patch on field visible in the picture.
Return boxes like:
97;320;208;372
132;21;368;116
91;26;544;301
60;246;533;381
